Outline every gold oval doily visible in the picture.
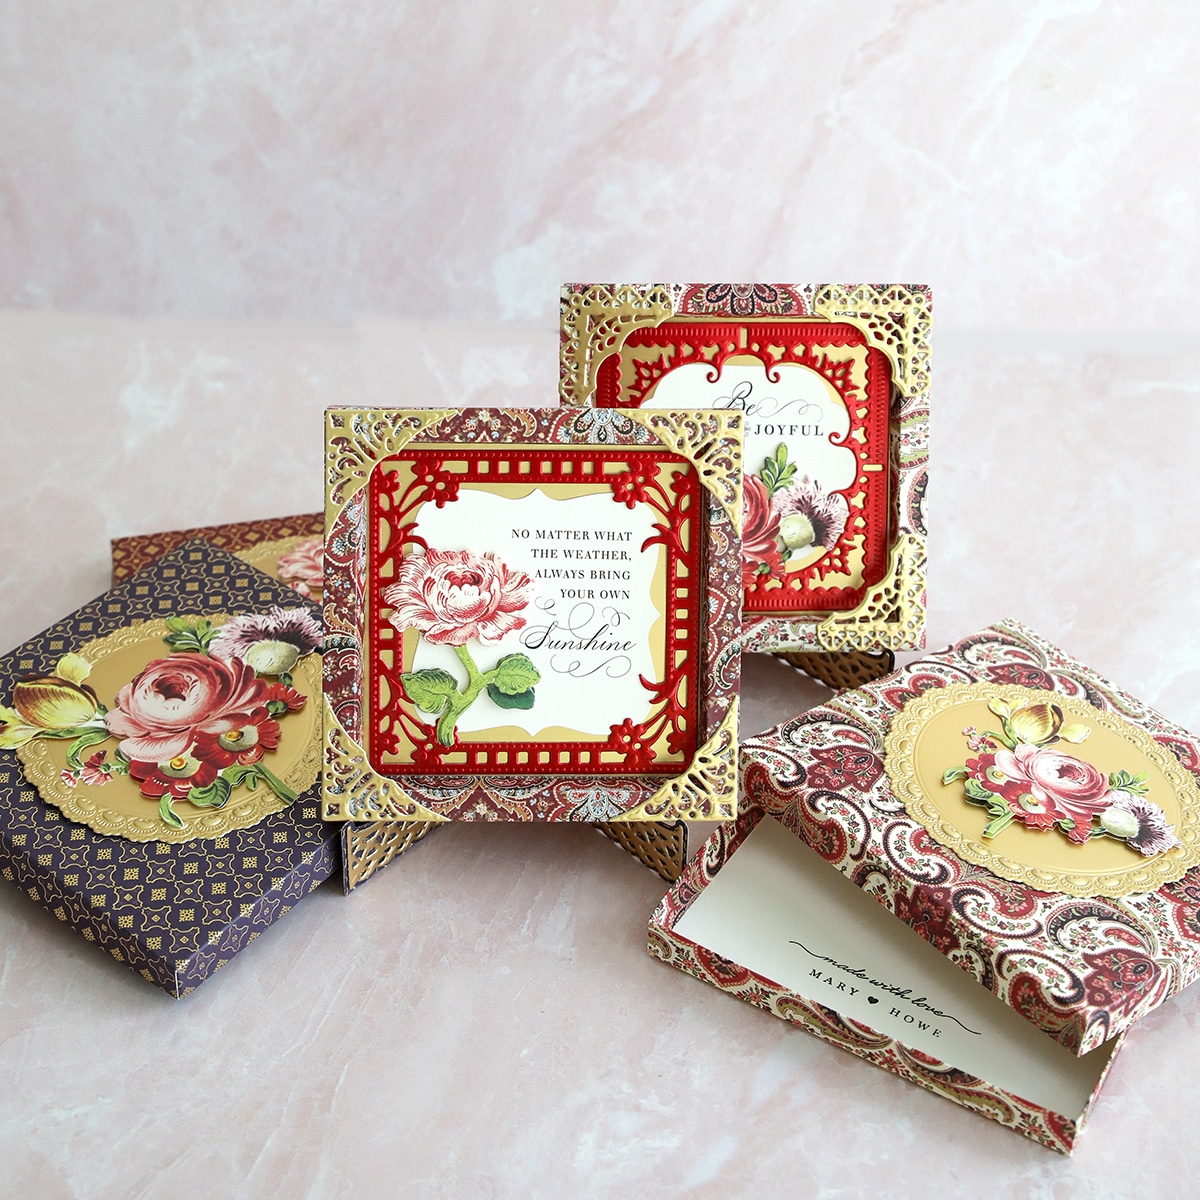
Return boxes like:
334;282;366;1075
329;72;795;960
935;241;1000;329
883;682;1200;898
17;618;321;843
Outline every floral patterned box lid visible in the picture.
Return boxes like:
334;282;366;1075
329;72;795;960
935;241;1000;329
112;513;324;599
0;539;338;997
741;619;1200;1055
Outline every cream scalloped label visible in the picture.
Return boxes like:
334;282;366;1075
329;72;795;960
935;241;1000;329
883;682;1200;898
14;619;321;843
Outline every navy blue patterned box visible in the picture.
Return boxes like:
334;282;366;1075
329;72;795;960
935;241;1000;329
0;539;338;996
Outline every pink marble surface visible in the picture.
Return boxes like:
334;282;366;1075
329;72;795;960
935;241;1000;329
3;4;1200;332
0;313;1198;1197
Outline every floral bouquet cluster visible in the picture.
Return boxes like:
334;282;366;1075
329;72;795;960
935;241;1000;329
942;696;1180;857
0;607;322;829
384;548;541;746
742;444;849;587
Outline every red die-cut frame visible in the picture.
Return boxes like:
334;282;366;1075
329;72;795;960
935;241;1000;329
595;319;890;614
367;445;702;777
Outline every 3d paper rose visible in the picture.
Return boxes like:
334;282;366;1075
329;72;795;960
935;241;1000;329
105;653;272;763
968;745;1110;842
277;538;323;599
383;548;534;646
742;476;783;584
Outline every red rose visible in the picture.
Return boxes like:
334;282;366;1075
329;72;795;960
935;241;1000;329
104;653;272;763
742;476;783;584
383;548;533;646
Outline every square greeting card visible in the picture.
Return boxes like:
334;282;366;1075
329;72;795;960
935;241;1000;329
0;539;337;996
112;513;324;600
560;283;930;653
323;407;742;823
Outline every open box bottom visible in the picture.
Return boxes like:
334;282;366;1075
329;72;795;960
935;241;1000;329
650;811;1122;1154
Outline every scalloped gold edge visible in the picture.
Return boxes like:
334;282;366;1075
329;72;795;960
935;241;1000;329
883;682;1200;899
321;696;450;824
16;620;322;843
610;698;738;823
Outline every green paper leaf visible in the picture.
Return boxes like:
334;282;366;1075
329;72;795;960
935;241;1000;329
158;796;184;829
188;776;232;809
486;683;535;710
963;777;995;803
164;617;192;633
222;765;259;788
277;671;293;688
489;653;541;697
982;812;1014;839
65;728;111;771
941;766;969;784
402;668;461;715
266;700;290;717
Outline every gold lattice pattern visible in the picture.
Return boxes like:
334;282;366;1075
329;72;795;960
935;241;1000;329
777;649;896;691
810;284;932;400
322;698;449;823
595;821;688;883
559;284;674;407
343;820;438;891
815;533;926;652
610;700;739;822
626;409;744;533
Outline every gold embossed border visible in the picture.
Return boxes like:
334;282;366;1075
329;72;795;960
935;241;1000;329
883;683;1200;898
17;620;322;843
559;283;930;653
321;407;741;822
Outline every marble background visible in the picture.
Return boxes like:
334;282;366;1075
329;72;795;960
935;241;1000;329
3;2;1200;1197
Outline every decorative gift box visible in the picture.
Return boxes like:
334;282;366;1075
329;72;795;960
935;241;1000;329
650;620;1200;1152
323;407;742;824
0;539;338;996
560;283;930;654
110;515;421;893
112;512;324;598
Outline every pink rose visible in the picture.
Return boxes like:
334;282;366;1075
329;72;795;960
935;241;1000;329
990;744;1111;841
277;537;323;599
104;653;272;763
383;548;533;646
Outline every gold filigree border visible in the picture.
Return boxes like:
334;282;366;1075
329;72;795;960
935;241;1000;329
623;409;743;532
883;683;1200;898
810;283;932;401
559;284;674;407
610;699;738;823
325;409;456;516
17;620;322;843
322;698;450;823
813;531;926;651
